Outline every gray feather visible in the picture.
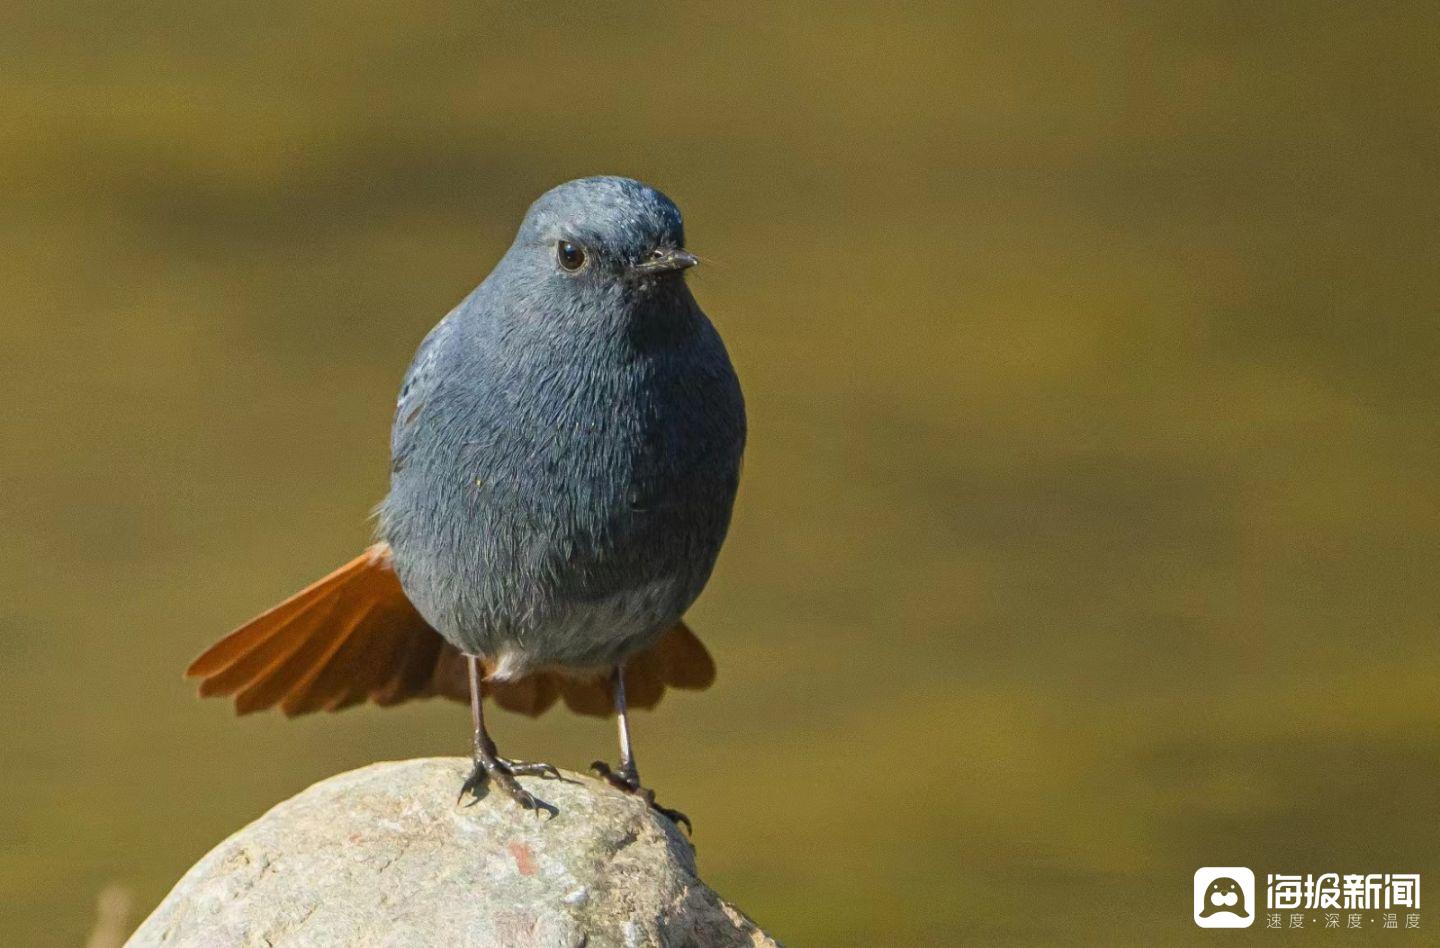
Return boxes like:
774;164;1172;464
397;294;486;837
378;177;745;674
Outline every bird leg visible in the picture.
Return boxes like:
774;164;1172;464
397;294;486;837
590;665;692;833
459;654;559;816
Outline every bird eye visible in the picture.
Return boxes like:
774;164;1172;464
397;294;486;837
557;240;587;272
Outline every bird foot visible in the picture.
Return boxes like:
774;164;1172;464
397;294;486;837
459;756;561;817
589;760;691;834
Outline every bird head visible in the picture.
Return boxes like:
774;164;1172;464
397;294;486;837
503;177;697;296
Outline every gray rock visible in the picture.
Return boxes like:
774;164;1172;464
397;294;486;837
128;758;777;948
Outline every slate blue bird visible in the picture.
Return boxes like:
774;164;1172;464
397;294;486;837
187;177;746;825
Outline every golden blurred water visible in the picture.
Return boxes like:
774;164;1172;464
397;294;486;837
2;4;1438;944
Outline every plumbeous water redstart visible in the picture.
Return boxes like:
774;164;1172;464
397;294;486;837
188;176;746;824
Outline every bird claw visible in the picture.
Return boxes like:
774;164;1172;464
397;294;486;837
589;760;692;834
499;757;563;780
459;757;560;818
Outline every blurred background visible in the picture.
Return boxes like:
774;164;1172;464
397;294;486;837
3;3;1438;945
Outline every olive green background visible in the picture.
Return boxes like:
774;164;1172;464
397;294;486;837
3;4;1438;945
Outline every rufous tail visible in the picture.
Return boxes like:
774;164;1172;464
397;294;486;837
185;543;716;718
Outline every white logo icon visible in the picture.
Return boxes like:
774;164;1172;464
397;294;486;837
1195;867;1256;928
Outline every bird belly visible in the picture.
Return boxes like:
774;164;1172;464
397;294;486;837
386;448;730;670
485;576;685;679
382;322;743;673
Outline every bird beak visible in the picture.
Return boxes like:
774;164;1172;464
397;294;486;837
634;248;699;274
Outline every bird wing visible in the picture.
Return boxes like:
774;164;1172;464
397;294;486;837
185;543;715;718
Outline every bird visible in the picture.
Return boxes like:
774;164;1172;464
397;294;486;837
186;176;746;827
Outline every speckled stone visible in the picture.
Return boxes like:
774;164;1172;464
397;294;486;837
127;758;776;948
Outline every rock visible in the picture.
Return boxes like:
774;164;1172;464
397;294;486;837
127;758;777;948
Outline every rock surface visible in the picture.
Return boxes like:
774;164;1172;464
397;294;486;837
128;758;776;948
